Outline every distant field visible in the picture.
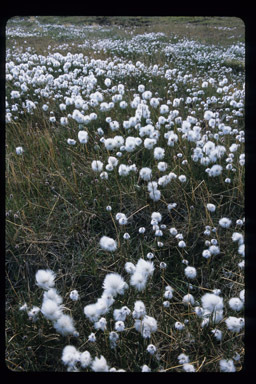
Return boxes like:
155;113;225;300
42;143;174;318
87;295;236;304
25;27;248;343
6;16;245;47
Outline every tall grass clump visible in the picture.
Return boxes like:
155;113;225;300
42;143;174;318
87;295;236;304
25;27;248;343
5;16;245;372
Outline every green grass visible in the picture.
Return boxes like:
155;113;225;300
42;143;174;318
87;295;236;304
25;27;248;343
5;16;245;372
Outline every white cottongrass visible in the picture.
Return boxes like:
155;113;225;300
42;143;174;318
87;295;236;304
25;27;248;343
154;147;165;160
160;104;169;114
225;316;245;332
91;355;109;372
157;162;168;172
108;156;119;167
116;212;128;225
183;363;196;372
174;321;185;330
146;252;154;260
178;240;186;248
84;303;101;323
124;261;136;274
92;297;112;320
146;344;157;354
28;306;40;321
182;294;195;305
118;164;130;176
204;110;215;120
69;290;79;301
219;217;232;228
238;243;245;257
109;331;119;343
239;289;245;302
201;293;224;313
134;315;158;338
164;285;174;299
233;352;241;361
184;266;197;279
43;288;63;305
53;314;77;336
104;78;111;87
212;288;221;296
113;306;131;322
178;353;189;364
102;273;128;297
80;351;92;368
132;300;146;319
100;171;108;180
104;138;116;151
232;232;244;245
158;175;171;187
67;138;76;145
144;138;157;150
228;297;244;311
211;328;223;341
219;359;236;372
61;345;81;368
88;333;96;342
208;164;223;177
236;219;244;227
16;146;24;155
137;259;155;276
141;365;151;372
114;320;125;332
147;181;158;192
129;258;154;292
160;261;167;269
206;203;216;212
91;160;103;172
41;298;63;321
130;272;147;292
169;227;178;236
208;245;220;255
35;269;56;290
138;227;146;234
178;175;187;183
99;236;117;252
151;212;162;222
94;317;107;331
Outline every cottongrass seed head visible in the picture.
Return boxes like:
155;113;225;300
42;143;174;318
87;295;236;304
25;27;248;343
99;236;117;252
91;355;109;372
35;269;56;290
61;345;80;368
102;273;128;297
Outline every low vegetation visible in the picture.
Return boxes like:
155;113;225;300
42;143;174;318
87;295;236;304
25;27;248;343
6;16;245;372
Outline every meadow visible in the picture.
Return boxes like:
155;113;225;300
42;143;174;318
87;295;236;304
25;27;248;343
5;16;245;372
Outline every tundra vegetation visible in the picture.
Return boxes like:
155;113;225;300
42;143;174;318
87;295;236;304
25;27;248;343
5;16;245;372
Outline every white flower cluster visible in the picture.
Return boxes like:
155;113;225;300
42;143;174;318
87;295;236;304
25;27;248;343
125;258;154;292
133;300;157;339
178;353;195;372
99;236;117;252
62;346;125;372
196;293;224;328
20;270;78;337
231;230;245;267
84;272;128;324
